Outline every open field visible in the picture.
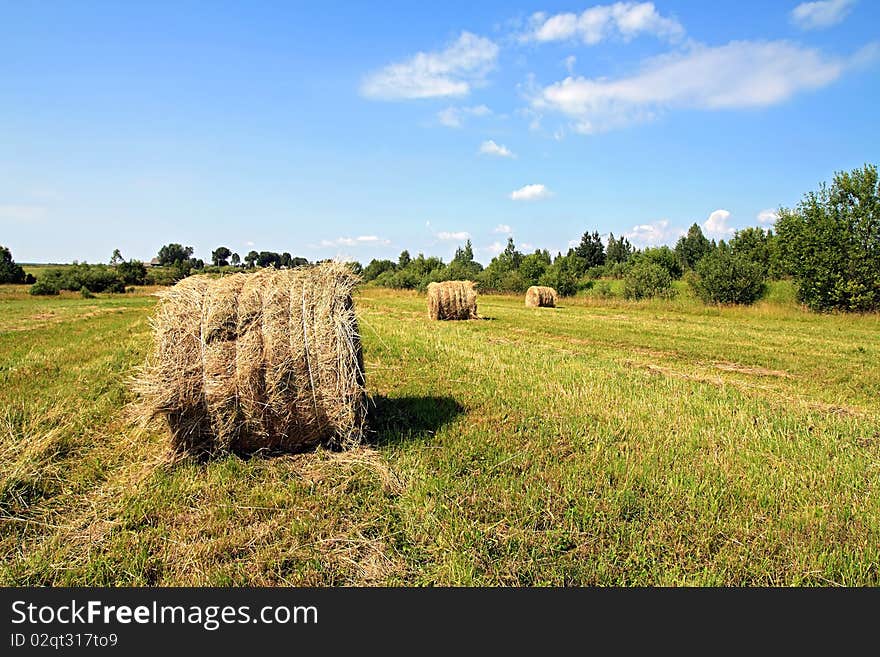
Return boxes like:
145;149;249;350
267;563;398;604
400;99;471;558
1;282;879;585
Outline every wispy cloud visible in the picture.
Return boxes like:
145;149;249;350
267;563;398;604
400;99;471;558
482;241;507;255
479;139;515;158
510;184;551;201
319;235;391;247
623;219;685;246
0;204;46;223
703;209;735;238
534;40;868;134
564;55;577;74
493;224;513;234
757;209;778;225
361;32;499;100
522;2;685;45
791;0;856;30
438;104;491;128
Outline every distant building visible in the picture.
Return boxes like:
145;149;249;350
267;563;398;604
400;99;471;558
149;257;161;267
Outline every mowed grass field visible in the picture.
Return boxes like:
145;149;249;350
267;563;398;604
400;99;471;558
1;281;879;585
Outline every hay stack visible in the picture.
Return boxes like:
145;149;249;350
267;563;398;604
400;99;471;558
133;262;366;454
525;285;557;308
427;280;478;320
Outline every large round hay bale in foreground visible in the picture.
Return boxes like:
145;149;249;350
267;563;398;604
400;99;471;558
525;285;557;308
427;280;478;320
133;262;366;455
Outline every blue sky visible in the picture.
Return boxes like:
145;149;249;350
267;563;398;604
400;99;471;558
1;0;878;264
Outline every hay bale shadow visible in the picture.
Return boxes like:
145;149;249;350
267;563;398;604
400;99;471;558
368;395;465;447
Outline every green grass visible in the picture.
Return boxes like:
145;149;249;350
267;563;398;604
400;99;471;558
1;282;878;585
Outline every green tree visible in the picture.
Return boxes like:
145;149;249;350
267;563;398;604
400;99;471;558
605;233;633;264
231;252;241;267
688;243;767;305
117;260;147;285
244;250;259;268
776;164;880;311
157;243;194;265
362;259;396;282
633;246;683;279
0;245;34;284
623;261;675;300
573;230;605;268
519;250;551;286
675;223;712;270
110;249;123;265
398;250;411;268
211;246;232;267
728;227;778;278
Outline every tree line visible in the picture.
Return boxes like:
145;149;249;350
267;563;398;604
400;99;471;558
3;163;877;311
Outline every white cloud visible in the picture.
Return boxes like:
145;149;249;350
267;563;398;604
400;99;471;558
361;32;499;100
523;2;684;45
791;0;856;30
757;209;778;225
510;183;551;201
493;224;513;234
320;235;391;247
483;241;507;255
534;40;863;134
479;139;515;158
623;219;685;246
703;209;735;237
564;55;577;74
0;205;46;223
436;230;471;241
438;104;491;128
245;240;255;247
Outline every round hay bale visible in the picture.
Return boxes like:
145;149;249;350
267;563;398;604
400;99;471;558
133;262;366;454
525;285;557;308
427;280;478;320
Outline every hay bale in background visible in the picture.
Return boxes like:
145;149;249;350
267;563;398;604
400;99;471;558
525;285;557;308
427;280;478;320
133;262;366;455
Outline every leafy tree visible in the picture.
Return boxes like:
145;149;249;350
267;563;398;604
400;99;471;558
398;250;411;268
632;246;683;279
0;245;35;284
688;243;766;305
362;259;396;282
776;164;880;311
244;250;259;268
728;227;780;278
623;261;675;300
538;257;578;297
444;240;483;280
290;256;309;268
117;259;147;285
231;252;241;267
519;250;552;286
479;238;523;291
29;279;59;295
157;243;194;265
211;246;232;267
110;249;123;265
605;233;633;264
675;223;712;270
573;230;605;268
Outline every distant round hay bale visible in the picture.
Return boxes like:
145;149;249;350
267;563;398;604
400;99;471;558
427;280;478;320
133;262;366;455
525;285;557;308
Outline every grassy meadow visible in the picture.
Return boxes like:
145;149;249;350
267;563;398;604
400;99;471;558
1;280;879;585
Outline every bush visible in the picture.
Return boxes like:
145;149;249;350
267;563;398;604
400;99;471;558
30;279;59;295
538;265;578;297
688;246;767;304
623;261;675;300
80;286;96;299
606;261;631;279
592;281;614;299
584;264;607;279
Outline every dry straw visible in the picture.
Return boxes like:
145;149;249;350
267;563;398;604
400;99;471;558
427;280;478;320
525;285;557;308
132;262;366;454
